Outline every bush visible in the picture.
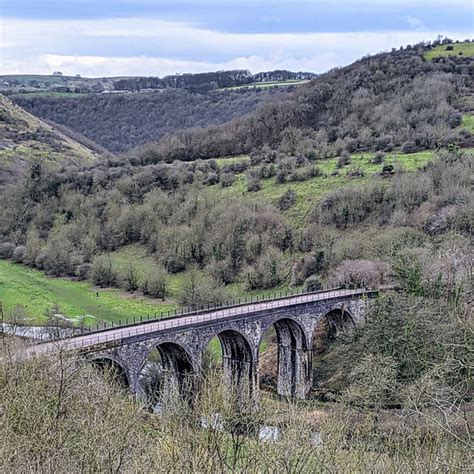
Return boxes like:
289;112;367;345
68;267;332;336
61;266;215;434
220;172;235;187
277;189;296;211
76;263;93;280
178;268;227;309
90;255;118;287
42;233;77;276
0;242;15;259
371;152;385;164
141;267;168;299
330;259;389;288
245;247;285;290
346;165;365;178
0;350;151;472
121;264;140;292
208;258;236;285
401;141;418;154
315;182;391;228
336;151;351;168
12;245;26;263
340;354;398;410
23;228;43;266
204;172;219;186
246;169;261;192
275;169;287;183
304;275;323;292
381;164;395;175
291;252;326;285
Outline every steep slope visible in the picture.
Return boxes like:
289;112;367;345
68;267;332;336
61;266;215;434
13;87;291;153
135;41;473;163
0;94;98;183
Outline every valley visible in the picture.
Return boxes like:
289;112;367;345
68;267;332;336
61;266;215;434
0;34;472;473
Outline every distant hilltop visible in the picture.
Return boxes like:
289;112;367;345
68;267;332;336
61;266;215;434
0;69;317;95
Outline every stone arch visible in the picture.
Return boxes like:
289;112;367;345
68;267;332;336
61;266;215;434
313;307;355;355
215;329;257;403
311;306;355;391
139;341;195;409
91;357;129;389
323;307;355;335
259;318;311;399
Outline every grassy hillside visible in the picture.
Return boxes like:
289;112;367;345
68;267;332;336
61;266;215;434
424;41;474;60
131;43;473;164
0;259;176;324
1;42;472;326
0;146;458;324
0;94;98;183
212;150;437;226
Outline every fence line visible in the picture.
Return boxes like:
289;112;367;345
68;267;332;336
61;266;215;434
27;286;382;355
80;284;374;337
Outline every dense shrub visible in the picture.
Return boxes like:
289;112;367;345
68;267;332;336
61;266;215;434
315;182;392;228
370;152;385;164
336;151;351;168
121;264;140;292
246;169;261;192
178;268;227;309
220;172;235;187
304;275;323;292
76;262;93;280
291;252;327;285
12;245;25;263
90;255;118;287
141;267;168;299
276;189;296;210
245;247;285;290
42;233;78;276
330;259;389;288
0;242;15;258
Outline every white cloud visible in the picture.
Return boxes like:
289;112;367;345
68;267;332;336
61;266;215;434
405;16;426;30
0;17;471;76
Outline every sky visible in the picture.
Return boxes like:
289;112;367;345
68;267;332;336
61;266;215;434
1;0;473;77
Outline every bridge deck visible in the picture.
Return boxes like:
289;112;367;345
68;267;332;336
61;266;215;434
26;287;378;356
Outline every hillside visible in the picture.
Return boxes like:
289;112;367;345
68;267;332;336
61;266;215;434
0;41;472;323
0;94;99;183
14;87;290;153
14;42;473;159
131;41;473;163
424;41;474;60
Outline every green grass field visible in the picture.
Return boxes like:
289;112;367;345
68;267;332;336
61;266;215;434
0;259;176;325
213;154;250;167
461;115;474;133
424;42;474;60
0;247;296;325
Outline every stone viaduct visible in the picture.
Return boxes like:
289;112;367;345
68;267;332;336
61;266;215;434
29;287;383;403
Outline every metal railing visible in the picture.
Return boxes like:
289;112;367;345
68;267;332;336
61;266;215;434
25;286;383;357
73;284;373;335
